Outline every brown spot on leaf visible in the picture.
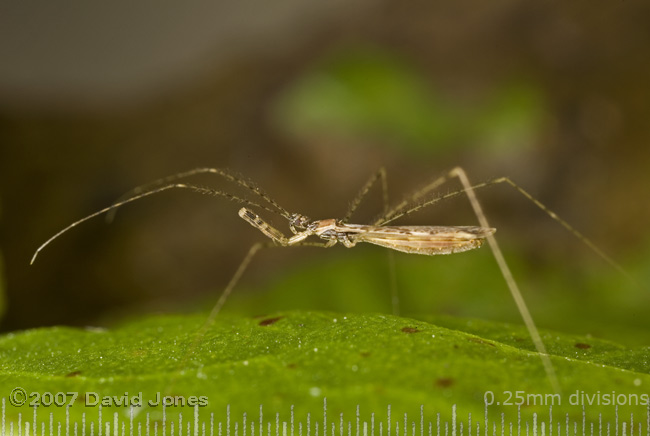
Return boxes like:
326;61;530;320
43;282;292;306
286;363;297;369
259;316;284;326
575;343;591;349
401;327;420;333
360;351;371;358
436;377;454;388
468;337;495;347
65;370;82;378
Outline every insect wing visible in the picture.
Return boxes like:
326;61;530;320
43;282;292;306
350;225;495;255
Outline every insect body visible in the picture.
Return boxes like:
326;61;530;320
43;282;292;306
240;207;495;255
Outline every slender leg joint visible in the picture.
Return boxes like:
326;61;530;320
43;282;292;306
238;207;312;246
238;207;290;244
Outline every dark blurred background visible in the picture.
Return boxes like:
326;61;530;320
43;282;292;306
0;1;648;342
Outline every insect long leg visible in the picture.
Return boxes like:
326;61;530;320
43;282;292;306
198;241;270;338
172;238;339;386
382;181;399;316
376;171;631;282
370;166;635;390
202;240;336;332
374;179;498;226
167;240;270;392
30;183;282;264
343;168;388;223
342;168;400;315
374;171;451;226
492;177;634;282
106;168;292;222
370;167;561;391
449;167;560;393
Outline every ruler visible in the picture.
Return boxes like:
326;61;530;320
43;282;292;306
3;399;649;436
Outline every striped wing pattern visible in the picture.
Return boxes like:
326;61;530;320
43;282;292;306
346;225;496;255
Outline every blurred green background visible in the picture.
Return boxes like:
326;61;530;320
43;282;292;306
0;1;649;350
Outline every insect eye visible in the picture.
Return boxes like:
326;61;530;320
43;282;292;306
289;214;309;229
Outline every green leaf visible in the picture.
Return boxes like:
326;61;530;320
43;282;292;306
1;310;648;425
272;45;544;155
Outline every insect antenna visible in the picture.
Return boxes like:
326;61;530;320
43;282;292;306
106;168;292;222
30;183;285;265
